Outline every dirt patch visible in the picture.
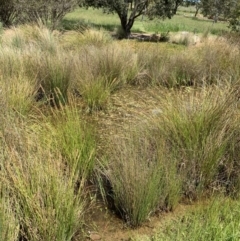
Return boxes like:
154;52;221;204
84;200;194;241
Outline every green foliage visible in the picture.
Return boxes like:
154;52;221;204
49;102;96;177
0;115;86;241
155;197;240;241
64;7;228;34
83;0;177;37
0;0;17;26
228;1;240;32
0;0;79;28
200;0;230;19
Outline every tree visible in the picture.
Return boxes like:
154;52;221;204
198;0;235;22
0;0;80;29
173;0;183;14
83;0;177;38
0;0;18;27
227;1;240;31
194;0;202;17
24;0;80;29
199;0;240;32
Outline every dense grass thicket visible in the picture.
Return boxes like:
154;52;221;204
0;23;240;240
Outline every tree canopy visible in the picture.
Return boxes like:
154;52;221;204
83;0;177;38
0;0;80;28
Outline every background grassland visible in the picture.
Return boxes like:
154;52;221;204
0;20;240;240
63;7;228;35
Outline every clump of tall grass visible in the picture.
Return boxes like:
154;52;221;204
150;86;237;199
73;43;138;110
0;26;73;107
169;31;200;46
46;99;96;178
135;38;240;87
0;75;34;116
24;51;73;106
60;28;112;49
166;53;200;87
19;24;60;53
0;108;90;240
135;46;172;86
1;24;60;53
196;40;240;84
78;76;111;111
0;47;25;78
136;46;199;87
100;125;181;227
2;145;85;241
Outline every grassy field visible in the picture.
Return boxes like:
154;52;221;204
63;6;229;35
0;9;239;240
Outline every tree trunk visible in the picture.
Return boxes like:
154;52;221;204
195;7;200;17
120;14;135;38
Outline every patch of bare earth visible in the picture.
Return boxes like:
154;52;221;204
84;200;194;241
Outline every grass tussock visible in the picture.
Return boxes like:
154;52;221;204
1;24;60;53
60;28;113;49
99;126;181;227
149;86;238;199
2;146;84;241
0;187;19;241
47;100;96;178
73;43;138;110
0;108;93;240
0;74;35;116
134;38;240;87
